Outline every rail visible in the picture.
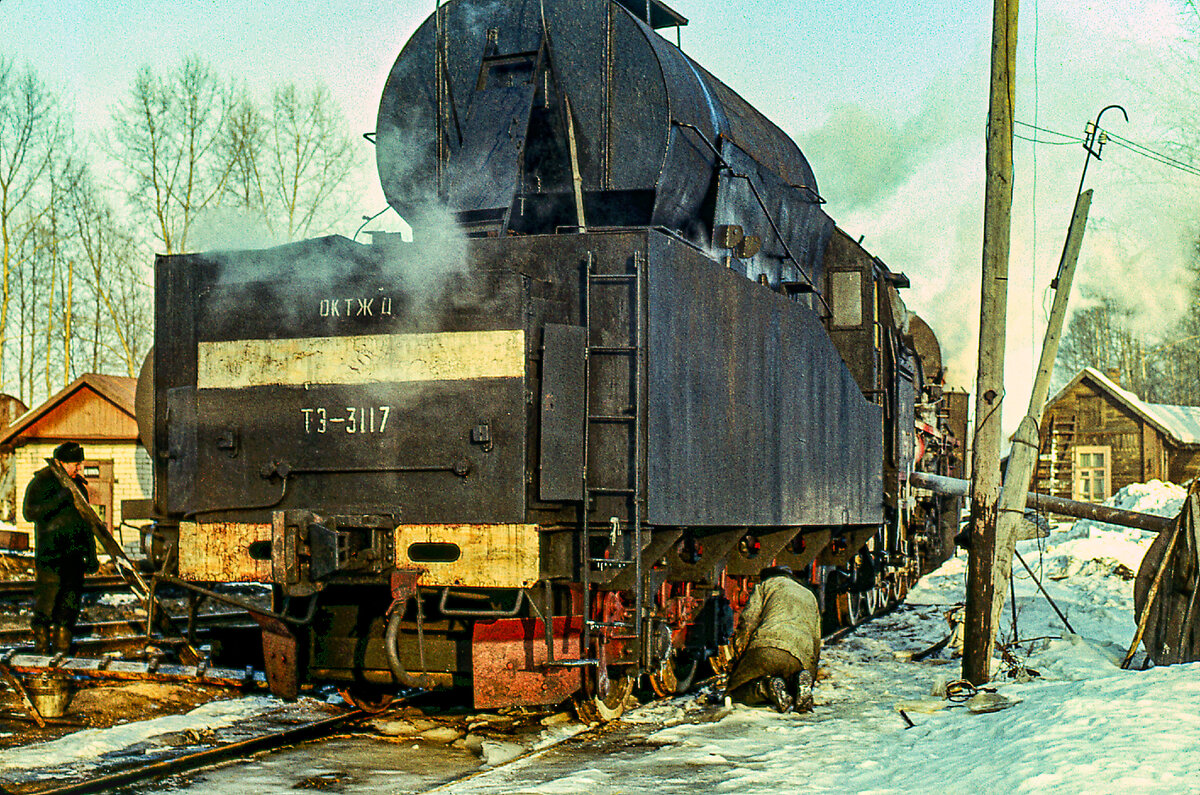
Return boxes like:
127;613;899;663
0;651;269;689
28;706;370;795
0;575;127;597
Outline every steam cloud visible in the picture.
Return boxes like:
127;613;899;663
794;0;1200;437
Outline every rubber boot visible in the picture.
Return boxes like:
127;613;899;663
52;625;72;655
794;670;814;713
32;625;51;655
754;676;793;713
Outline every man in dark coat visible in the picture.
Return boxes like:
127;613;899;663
23;442;98;654
725;565;821;713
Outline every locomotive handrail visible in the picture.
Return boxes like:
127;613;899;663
184;476;291;520
671;121;833;318
152;574;319;627
287;463;471;478
438;588;525;618
187;463;474;521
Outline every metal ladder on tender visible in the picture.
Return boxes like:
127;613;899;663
580;250;646;661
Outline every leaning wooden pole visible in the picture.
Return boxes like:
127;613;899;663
963;0;1018;686
990;190;1091;644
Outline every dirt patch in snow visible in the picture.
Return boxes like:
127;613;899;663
0;678;243;748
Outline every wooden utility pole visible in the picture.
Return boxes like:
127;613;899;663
963;0;1019;685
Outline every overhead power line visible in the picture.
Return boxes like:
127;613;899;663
1014;120;1200;179
1015;120;1084;143
1105;132;1200;179
1014;132;1082;146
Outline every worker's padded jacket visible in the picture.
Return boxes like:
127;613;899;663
733;575;821;675
23;466;99;573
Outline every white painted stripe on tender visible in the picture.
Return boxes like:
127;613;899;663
197;330;525;388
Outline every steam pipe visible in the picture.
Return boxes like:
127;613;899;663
910;471;1171;533
385;608;437;690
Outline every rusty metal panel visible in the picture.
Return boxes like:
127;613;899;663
178;521;272;582
0;530;30;551
253;614;300;700
645;235;884;527
539;324;587;502
395;524;540;588
472;616;583;708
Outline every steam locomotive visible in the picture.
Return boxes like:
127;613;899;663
135;0;967;713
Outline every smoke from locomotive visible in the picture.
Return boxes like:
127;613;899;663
136;0;967;712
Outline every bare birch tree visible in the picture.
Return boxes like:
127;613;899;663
218;83;358;240
0;58;64;393
110;58;237;254
267;84;355;239
67;170;150;376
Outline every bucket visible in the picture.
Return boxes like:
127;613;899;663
25;673;73;719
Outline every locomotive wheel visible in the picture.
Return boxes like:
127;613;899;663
835;591;861;627
577;667;635;723
339;686;395;714
648;651;699;697
866;578;896;616
865;583;882;615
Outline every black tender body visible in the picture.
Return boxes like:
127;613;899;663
140;0;966;707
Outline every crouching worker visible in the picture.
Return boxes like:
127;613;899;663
725;565;821;713
23;442;99;654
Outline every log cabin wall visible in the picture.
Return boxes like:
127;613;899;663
1036;369;1200;502
1169;447;1200;484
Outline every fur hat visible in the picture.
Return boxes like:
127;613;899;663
760;565;795;581
53;442;85;463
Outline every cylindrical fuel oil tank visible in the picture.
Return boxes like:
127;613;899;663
375;0;822;244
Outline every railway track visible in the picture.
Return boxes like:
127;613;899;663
0;600;902;795
0;576;127;597
25;706;370;795
0;613;257;658
0;612;253;643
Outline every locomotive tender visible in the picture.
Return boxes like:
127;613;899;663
138;0;966;712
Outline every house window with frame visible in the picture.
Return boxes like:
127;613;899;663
1074;446;1111;502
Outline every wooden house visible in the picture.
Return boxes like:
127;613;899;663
0;374;150;553
1034;367;1200;501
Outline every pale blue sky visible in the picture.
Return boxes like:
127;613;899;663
2;0;982;142
3;0;1198;431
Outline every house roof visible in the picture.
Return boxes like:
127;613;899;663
1048;367;1200;446
0;373;138;446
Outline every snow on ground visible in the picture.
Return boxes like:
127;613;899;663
450;480;1199;794
1;696;280;785
3;481;1195;793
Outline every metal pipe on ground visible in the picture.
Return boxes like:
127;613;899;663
910;471;1171;534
